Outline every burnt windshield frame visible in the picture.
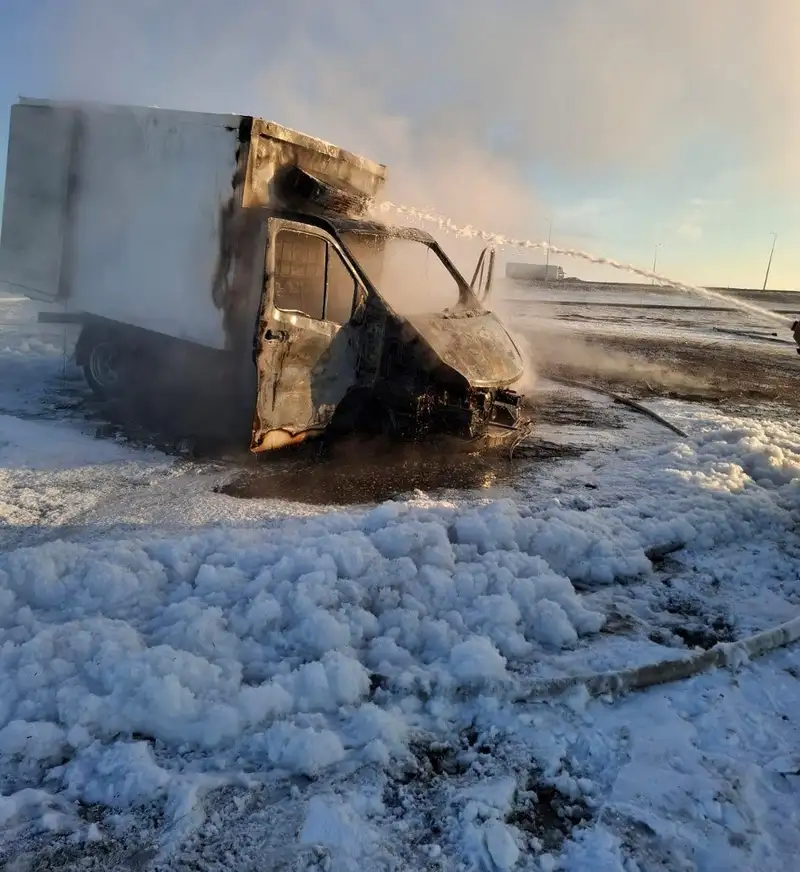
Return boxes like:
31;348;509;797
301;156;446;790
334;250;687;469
333;222;478;310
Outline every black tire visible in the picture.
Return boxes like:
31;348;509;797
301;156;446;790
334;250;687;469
81;334;126;399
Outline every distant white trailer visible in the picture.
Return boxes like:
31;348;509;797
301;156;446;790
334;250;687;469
506;262;565;282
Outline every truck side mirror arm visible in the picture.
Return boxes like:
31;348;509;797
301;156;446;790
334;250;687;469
470;246;496;303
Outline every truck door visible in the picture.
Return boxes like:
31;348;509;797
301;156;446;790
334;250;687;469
250;219;365;452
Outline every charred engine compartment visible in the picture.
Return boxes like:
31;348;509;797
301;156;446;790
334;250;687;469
365;318;523;443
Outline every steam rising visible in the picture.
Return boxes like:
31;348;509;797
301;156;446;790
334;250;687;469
39;1;800;286
47;2;800;188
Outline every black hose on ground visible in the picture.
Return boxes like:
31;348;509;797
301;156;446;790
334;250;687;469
544;375;689;438
497;379;800;702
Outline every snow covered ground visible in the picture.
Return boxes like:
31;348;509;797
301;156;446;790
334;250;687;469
0;290;799;871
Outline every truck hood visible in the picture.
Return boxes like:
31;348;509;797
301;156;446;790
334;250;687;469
406;309;524;388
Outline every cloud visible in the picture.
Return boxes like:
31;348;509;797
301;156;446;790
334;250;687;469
676;198;707;240
556;198;620;222
50;2;800;176
676;222;704;242
673;195;731;243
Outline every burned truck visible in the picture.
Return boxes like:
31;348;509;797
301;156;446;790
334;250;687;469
0;99;524;450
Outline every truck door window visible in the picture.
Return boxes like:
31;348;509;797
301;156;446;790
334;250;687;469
274;228;358;325
274;231;326;320
325;247;357;325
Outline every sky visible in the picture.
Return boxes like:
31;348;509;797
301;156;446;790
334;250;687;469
0;0;798;289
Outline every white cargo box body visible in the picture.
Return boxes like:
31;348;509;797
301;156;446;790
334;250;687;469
0;99;386;350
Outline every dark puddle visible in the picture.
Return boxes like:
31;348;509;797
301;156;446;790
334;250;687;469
217;437;581;506
529;388;626;429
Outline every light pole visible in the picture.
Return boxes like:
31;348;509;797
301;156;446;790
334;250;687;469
651;243;661;285
762;232;777;292
544;218;552;276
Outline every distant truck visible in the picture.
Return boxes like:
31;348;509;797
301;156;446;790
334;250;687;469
506;262;565;283
0;98;524;451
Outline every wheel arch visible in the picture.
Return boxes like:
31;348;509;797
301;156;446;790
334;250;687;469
74;320;112;368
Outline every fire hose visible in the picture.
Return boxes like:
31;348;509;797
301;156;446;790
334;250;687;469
543;375;689;438
501;378;800;700
514;612;800;702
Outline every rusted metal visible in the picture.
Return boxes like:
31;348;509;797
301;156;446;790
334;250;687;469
251;427;313;452
242;119;386;212
405;310;523;388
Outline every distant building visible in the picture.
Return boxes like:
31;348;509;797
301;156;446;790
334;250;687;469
506;262;565;282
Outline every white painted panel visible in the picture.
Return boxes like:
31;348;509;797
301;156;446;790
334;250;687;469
68;106;241;349
0;104;74;301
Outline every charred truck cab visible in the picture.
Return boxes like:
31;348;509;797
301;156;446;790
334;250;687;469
250;208;524;452
0;100;525;451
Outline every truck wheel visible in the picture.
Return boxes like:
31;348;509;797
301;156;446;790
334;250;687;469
83;337;124;399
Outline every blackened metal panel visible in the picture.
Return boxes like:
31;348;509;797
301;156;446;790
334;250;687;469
407;310;524;388
243;119;386;213
250;218;362;451
252;316;360;444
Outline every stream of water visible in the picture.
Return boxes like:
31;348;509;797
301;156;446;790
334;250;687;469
374;201;793;328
